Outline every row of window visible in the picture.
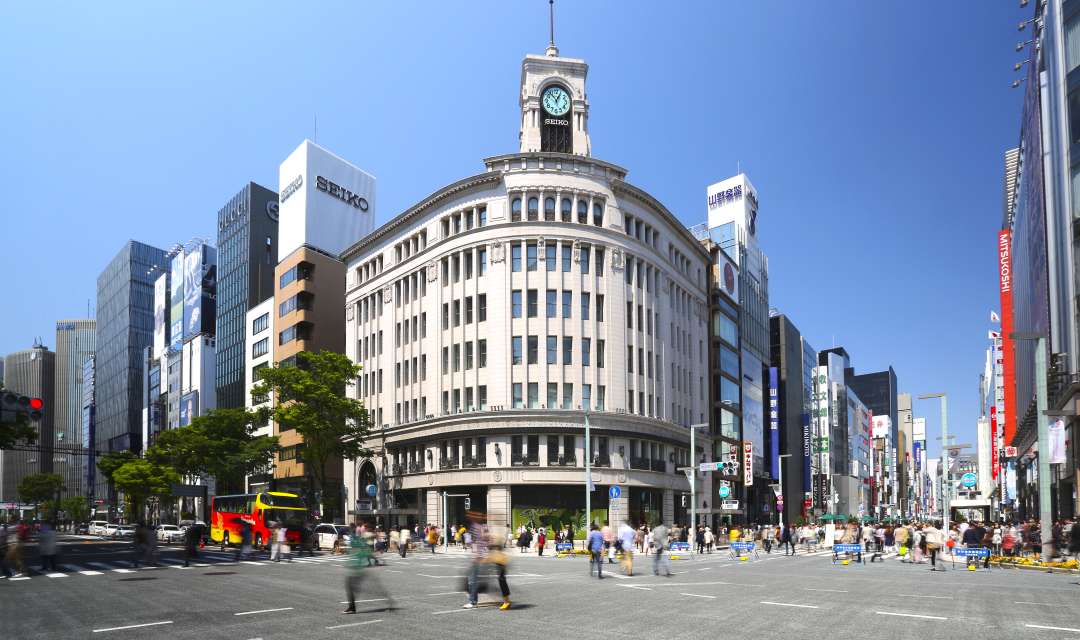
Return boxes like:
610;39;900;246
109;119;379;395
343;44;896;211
279;291;312;318
393;229;429;264
394;354;429;387
510;336;605;367
395;312;429;346
510;196;604;226
359;330;383;360
355;255;385;286
512;290;603;321
440;386;489;414
279;262;312;289
440;339;488;373
511;382;605;411
278;321;311;346
440;247;488;285
440;205;488;239
510;241;603;274
623;213;661;251
252;312;269;336
441;295;488;328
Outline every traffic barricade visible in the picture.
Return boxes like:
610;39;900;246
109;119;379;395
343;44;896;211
554;542;575;558
729;541;759;561
669;541;691;560
955;546;991;571
831;543;864;565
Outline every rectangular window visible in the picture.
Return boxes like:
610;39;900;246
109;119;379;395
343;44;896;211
580;247;590;274
252;337;269;358
561;244;572;272
596;295;604;322
562;384;573;410
527;335;539;364
595;248;604;277
562;290;572;318
478;248;488;276
511;244;522;272
563;337;573;365
627;302;633;329
452;344;460;372
478;294;487;322
512;383;523;409
546;289;557;317
527;289;538;317
512;337;523;365
452;255;460;282
597;385;605;410
442;346;449;371
547;383;558;407
582;338;591;366
597;340;605;368
421;312;427;338
582;384;592;411
628;391;634;413
478;339;487;367
547;336;557;364
528;383;539;408
464;250;473;279
511;290;523;318
465;342;474;369
545;244;556;270
526;243;538;271
465;296;473;324
581;292;590;320
252;313;269;335
453;300;461;327
479;385;488;410
442;303;449;329
627;346;635;373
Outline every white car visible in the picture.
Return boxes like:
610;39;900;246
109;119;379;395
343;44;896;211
116;525;136;538
156;524;183;543
103;523;121;537
89;521;109;536
314;524;351;550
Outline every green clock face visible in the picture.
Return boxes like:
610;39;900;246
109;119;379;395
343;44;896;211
542;86;570;116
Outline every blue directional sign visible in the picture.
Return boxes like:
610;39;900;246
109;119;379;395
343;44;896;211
555;542;573;552
718;485;731;498
669;541;691;552
955;547;990;558
833;544;863;553
366;484;378;497
609;486;621;499
731;542;756;552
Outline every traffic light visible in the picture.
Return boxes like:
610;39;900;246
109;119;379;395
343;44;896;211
28;397;43;421
464;497;471;510
1;392;44;423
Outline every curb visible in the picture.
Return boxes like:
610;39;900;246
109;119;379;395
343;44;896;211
988;561;1080;574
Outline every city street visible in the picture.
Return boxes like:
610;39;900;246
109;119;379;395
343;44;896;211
4;537;1080;639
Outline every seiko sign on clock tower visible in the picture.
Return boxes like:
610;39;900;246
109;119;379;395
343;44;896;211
518;45;591;156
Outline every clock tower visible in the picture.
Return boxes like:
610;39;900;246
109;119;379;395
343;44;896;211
518;42;591;156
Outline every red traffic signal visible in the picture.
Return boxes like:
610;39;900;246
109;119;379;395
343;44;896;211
29;397;43;410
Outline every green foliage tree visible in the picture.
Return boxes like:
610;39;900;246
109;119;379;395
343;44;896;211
59;495;90;523
111;459;178;524
0;383;38;449
97;450;137;485
252;350;372;519
146;408;279;494
18;472;65;521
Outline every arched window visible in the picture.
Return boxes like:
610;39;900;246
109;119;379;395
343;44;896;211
561;198;572;222
577;200;588;224
544;197;556;221
593;202;604;226
511;197;522;222
527;197;539;221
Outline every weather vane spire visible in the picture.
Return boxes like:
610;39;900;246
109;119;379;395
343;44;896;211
546;0;559;56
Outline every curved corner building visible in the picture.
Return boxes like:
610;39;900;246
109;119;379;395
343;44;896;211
342;43;712;533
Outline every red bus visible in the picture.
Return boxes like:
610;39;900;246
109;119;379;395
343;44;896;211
210;491;306;547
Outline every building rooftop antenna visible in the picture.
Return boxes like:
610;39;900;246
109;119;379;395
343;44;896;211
546;0;559;56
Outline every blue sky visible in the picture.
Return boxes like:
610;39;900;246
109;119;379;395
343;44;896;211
0;1;1027;455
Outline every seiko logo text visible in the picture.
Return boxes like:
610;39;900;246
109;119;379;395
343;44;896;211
544;118;568;126
316;176;369;212
280;175;303;203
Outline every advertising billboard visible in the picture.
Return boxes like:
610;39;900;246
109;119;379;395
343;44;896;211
801;412;812;491
278;140;377;261
169;252;184;352
871;415;891;440
912;417;926;442
153;273;167;359
179;391;198;427
741;350;764;463
183;244;217;341
768;367;779;479
998;229;1017;446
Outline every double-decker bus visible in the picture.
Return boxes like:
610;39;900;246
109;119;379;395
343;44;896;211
210;492;306;547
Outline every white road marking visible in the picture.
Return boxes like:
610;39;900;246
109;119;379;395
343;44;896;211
620;585;653;591
1015;602;1056;606
92;621;174;633
760;601;819;609
326;619;382;629
112;569;133;574
234;607;294;616
698;567;712;571
241;561;267;566
805;588;848;593
427;592;465;596
386;569;402;573
875;611;946;621
338;599;387;604
431;608;476;615
898;594;952;599
680;593;716;599
1025;624;1080;633
9;576;30;581
46;572;68;578
606;573;632;579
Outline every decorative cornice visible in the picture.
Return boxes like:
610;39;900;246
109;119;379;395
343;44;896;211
611;180;712;261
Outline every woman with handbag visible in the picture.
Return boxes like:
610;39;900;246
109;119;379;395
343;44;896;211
923;523;944;571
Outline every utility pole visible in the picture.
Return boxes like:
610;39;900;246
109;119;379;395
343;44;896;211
678;424;709;554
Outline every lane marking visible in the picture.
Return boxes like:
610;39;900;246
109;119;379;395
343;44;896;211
431;608;475;615
112;569;133;574
93;621;174;633
79;570;104;576
806;588;848;593
897;594;952;600
326;619;383;630
234;607;294;616
338;599;387;604
681;593;716;599
1025;624;1080;633
606;573;632;579
1015;602;1056;606
46;572;69;578
621;585;653;591
427;591;465;596
698;567;712;571
876;611;946;621
760;601;819;609
9;576;30;581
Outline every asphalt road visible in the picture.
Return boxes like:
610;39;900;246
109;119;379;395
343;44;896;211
4;537;1080;639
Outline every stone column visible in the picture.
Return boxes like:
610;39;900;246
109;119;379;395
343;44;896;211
425;489;441;528
488;484;512;529
662;489;674;526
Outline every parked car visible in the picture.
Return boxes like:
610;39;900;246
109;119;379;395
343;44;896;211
313;523;351;551
74;522;90;535
156;524;183;543
103;523;121;537
89;520;109;536
116;524;136;538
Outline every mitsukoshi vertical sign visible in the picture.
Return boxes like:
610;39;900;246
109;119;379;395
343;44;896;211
997;230;1017;445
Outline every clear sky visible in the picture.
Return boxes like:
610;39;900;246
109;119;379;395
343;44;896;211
0;1;1028;456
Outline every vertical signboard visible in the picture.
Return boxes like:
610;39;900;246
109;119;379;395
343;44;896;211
183;245;218;341
742;441;754;486
169;252;184;352
179;391;198;427
997;230;1017;445
153;273;167;359
801;412;812;493
741;351;764;461
768;367;779;479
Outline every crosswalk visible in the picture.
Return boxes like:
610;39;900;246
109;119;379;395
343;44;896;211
0;551;357;582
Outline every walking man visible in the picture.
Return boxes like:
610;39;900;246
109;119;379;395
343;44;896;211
183;522;201;567
275;521;291;562
342;522;393;614
651;523;672;577
587;523;605;578
618;521;636;576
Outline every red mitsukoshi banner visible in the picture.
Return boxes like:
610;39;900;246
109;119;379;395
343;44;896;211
998;229;1017;446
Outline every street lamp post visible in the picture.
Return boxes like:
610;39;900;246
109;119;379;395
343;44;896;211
918;393;949;538
1011;332;1053;562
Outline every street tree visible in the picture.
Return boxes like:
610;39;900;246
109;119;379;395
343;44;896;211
0;383;38;449
147;407;279;494
111;459;178;524
18;472;65;519
59;495;90;524
252;350;372;519
97;450;137;485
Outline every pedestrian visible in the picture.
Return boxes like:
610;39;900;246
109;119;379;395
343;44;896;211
399;525;410;558
587;523;605;578
427;524;439;553
6;521;25;576
991;522;1003;557
342;522;394;614
537;527;546;556
924;522;944;571
696;525;706;554
618;521;636;576
38;522;58;572
132;522;148;568
269;521;281;561
276;521;291;562
517;526;530;553
463;512;511;610
183;522;202;567
763;524;774;554
235;518;253;562
651;523;671;577
704;526;714;554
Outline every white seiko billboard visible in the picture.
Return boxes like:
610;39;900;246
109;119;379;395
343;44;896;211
278;140;376;261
